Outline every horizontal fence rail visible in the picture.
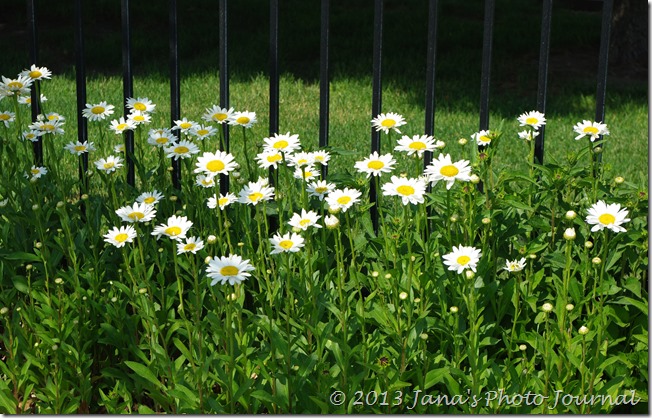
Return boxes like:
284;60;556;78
24;0;615;230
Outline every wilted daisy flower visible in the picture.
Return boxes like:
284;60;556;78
1;75;33;96
208;192;237;210
173;117;199;134
518;130;539;141
103;225;137;248
288;209;322;231
190;124;217;140
148;129;178;148
114;144;125;154
355;151;396;178
238;180;275;205
206;254;255;286
382;175;427;205
394;134;437;157
293;165;320;181
196;174;216;188
29;119;65;136
573;120;609;141
21;64;52;81
371;112;406;134
269;232;305;254
115;202;157;223
64;141;95;155
517;110;546;130
442;245;482;274
165;140;200;160
312;150;331;165
255;150;284;169
95;155;124;173
109;117;136;135
307;180;335;201
585;200;630;233
17;94;47;106
424;153;472;189
126;97;156;113
229;111;257;128
504;257;526;273
151;215;193;241
287;151;315;168
0;111;15;127
22;130;39;142
262;132;301;154
202;105;234;124
29;166;48;179
127;110;151;126
471;130;493;147
177;236;205;255
325;188;362;213
82;101;115;121
194;150;237;177
136;190;164;206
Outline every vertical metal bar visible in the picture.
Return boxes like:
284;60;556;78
594;0;613;164
319;0;330;179
534;0;553;165
219;0;230;195
169;0;181;189
121;0;135;187
269;0;280;136
424;0;439;170
370;0;383;234
26;0;42;166
478;0;495;131
74;0;88;190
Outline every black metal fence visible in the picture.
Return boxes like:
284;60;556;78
24;0;614;229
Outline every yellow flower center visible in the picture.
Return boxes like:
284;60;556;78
31;168;40;174
396;185;415;196
584;126;599;135
380;119;396;128
337;196;351;205
440;165;459;177
214;113;228;121
47;114;59;121
408;141;426;150
164;226;182;236
175;146;190;154
74;145;86;152
273;140;288;149
367;160;385;170
598;213;615;225
299;219;311;227
103;162;115;169
116;123;128;131
134;103;147;111
155;137;169;144
206;160;225;172
248;192;263;202
91;106;105;114
457;255;471;266
218;197;229;207
314;155;325;162
480;135;491;143
180;122;192;129
220;265;239;276
42;124;55;131
202;178;214;186
132;115;145;122
29;70;42;79
297;158;308;166
0;114;10;120
279;240;294;250
144;197;156;204
183;243;196;251
236;116;250;125
315;187;328;194
267;154;282;163
128;212;145;220
7;81;23;89
525;117;538;125
114;233;129;243
197;129;209;136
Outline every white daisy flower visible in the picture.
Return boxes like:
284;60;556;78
151;215;193;241
394;134;437;157
293;165;319;181
148;129;178;148
307;180;335;201
208;192;237;210
206;254;255;286
471;130;494;147
262;132;301;154
238;180;275;206
269;232;305;254
504;258;527;273
573;120;609;141
136;190;164;206
21;64;52;81
177;236;205;255
229;111;257;128
17;94;47;106
173;117;199;134
45;113;65;123
22;130;39;142
0;111;15;127
109;117;136;135
29;119;65;136
194;150;237;177
127;110;151;126
288;209;322;231
424;153;472;190
442;245;482;274
518;130;539;141
196;174;217;188
312;150;331;165
64;141;95;155
165;140;200;160
381;175;427;205
29;165;48;179
115;202;157;223
287;151;315;168
517;110;546;130
126;97;156;113
190;124;218;140
325;188;362;213
202;105;234;124
371;112;406;134
82;101;115;121
103;225;137;248
1;75;33;96
255;150;284;169
585;200;630;233
354;151;396;178
95;155;124;173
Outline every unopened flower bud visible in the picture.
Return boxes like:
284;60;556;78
585;241;593;249
481;217;491;225
458;138;468;145
205;256;213;265
519;344;527;351
449;306;459;313
32;204;39;211
465;270;475;280
207;235;217;244
169;195;178;202
384;273;392;279
371;271;379;278
0;307;8;315
469;174;480;184
565;210;576;220
563;228;576;240
578;325;589;335
54;278;63;285
81;194;89;200
399;292;408;300
56;201;65;208
542;302;553;313
592;257;601;265
565;303;574;311
614;176;624;184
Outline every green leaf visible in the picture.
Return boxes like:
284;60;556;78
423;367;449;390
124;361;163;390
611;297;648;315
12;276;29;294
1;251;41;262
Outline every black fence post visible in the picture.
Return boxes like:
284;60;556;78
26;0;42;166
424;0;439;170
170;0;181;190
121;0;135;187
370;0;383;234
479;0;495;132
534;0;553;165
219;0;230;196
74;0;88;191
269;0;280;192
319;0;330;179
594;0;613;165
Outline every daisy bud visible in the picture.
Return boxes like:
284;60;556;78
15;307;21;312
592;257;601;265
420;333;428;340
450;215;458;223
465;270;475;280
237;242;245;247
26;264;33;271
384;273;392;279
167;166;174;172
614;176;624;184
449;306;459;313
111;297;117;302
529;253;537;259
593;146;602;154
32;204;39;211
563;228;576;240
54;278;63;285
158;248;164;253
0;199;7;208
207;235;217;244
410;255;416;262
399;292;408;300
232;171;241;179
414;298;421;303
327;206;341;215
458;138;468;145
578;325;589;335
324;214;340;228
52;344;58;351
469;174;480;184
565;303;574;311
481;217;491;225
169;195;178;202
291;226;302;233
585;241;593;249
0;307;8;315
542;302;553;313
138;288;147;294
565;210;577;220
519;344;527;351
435;140;446;149
35;242;42;249
81;194;89;200
371;271;379;278
56;201;65;208
204;256;213;265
